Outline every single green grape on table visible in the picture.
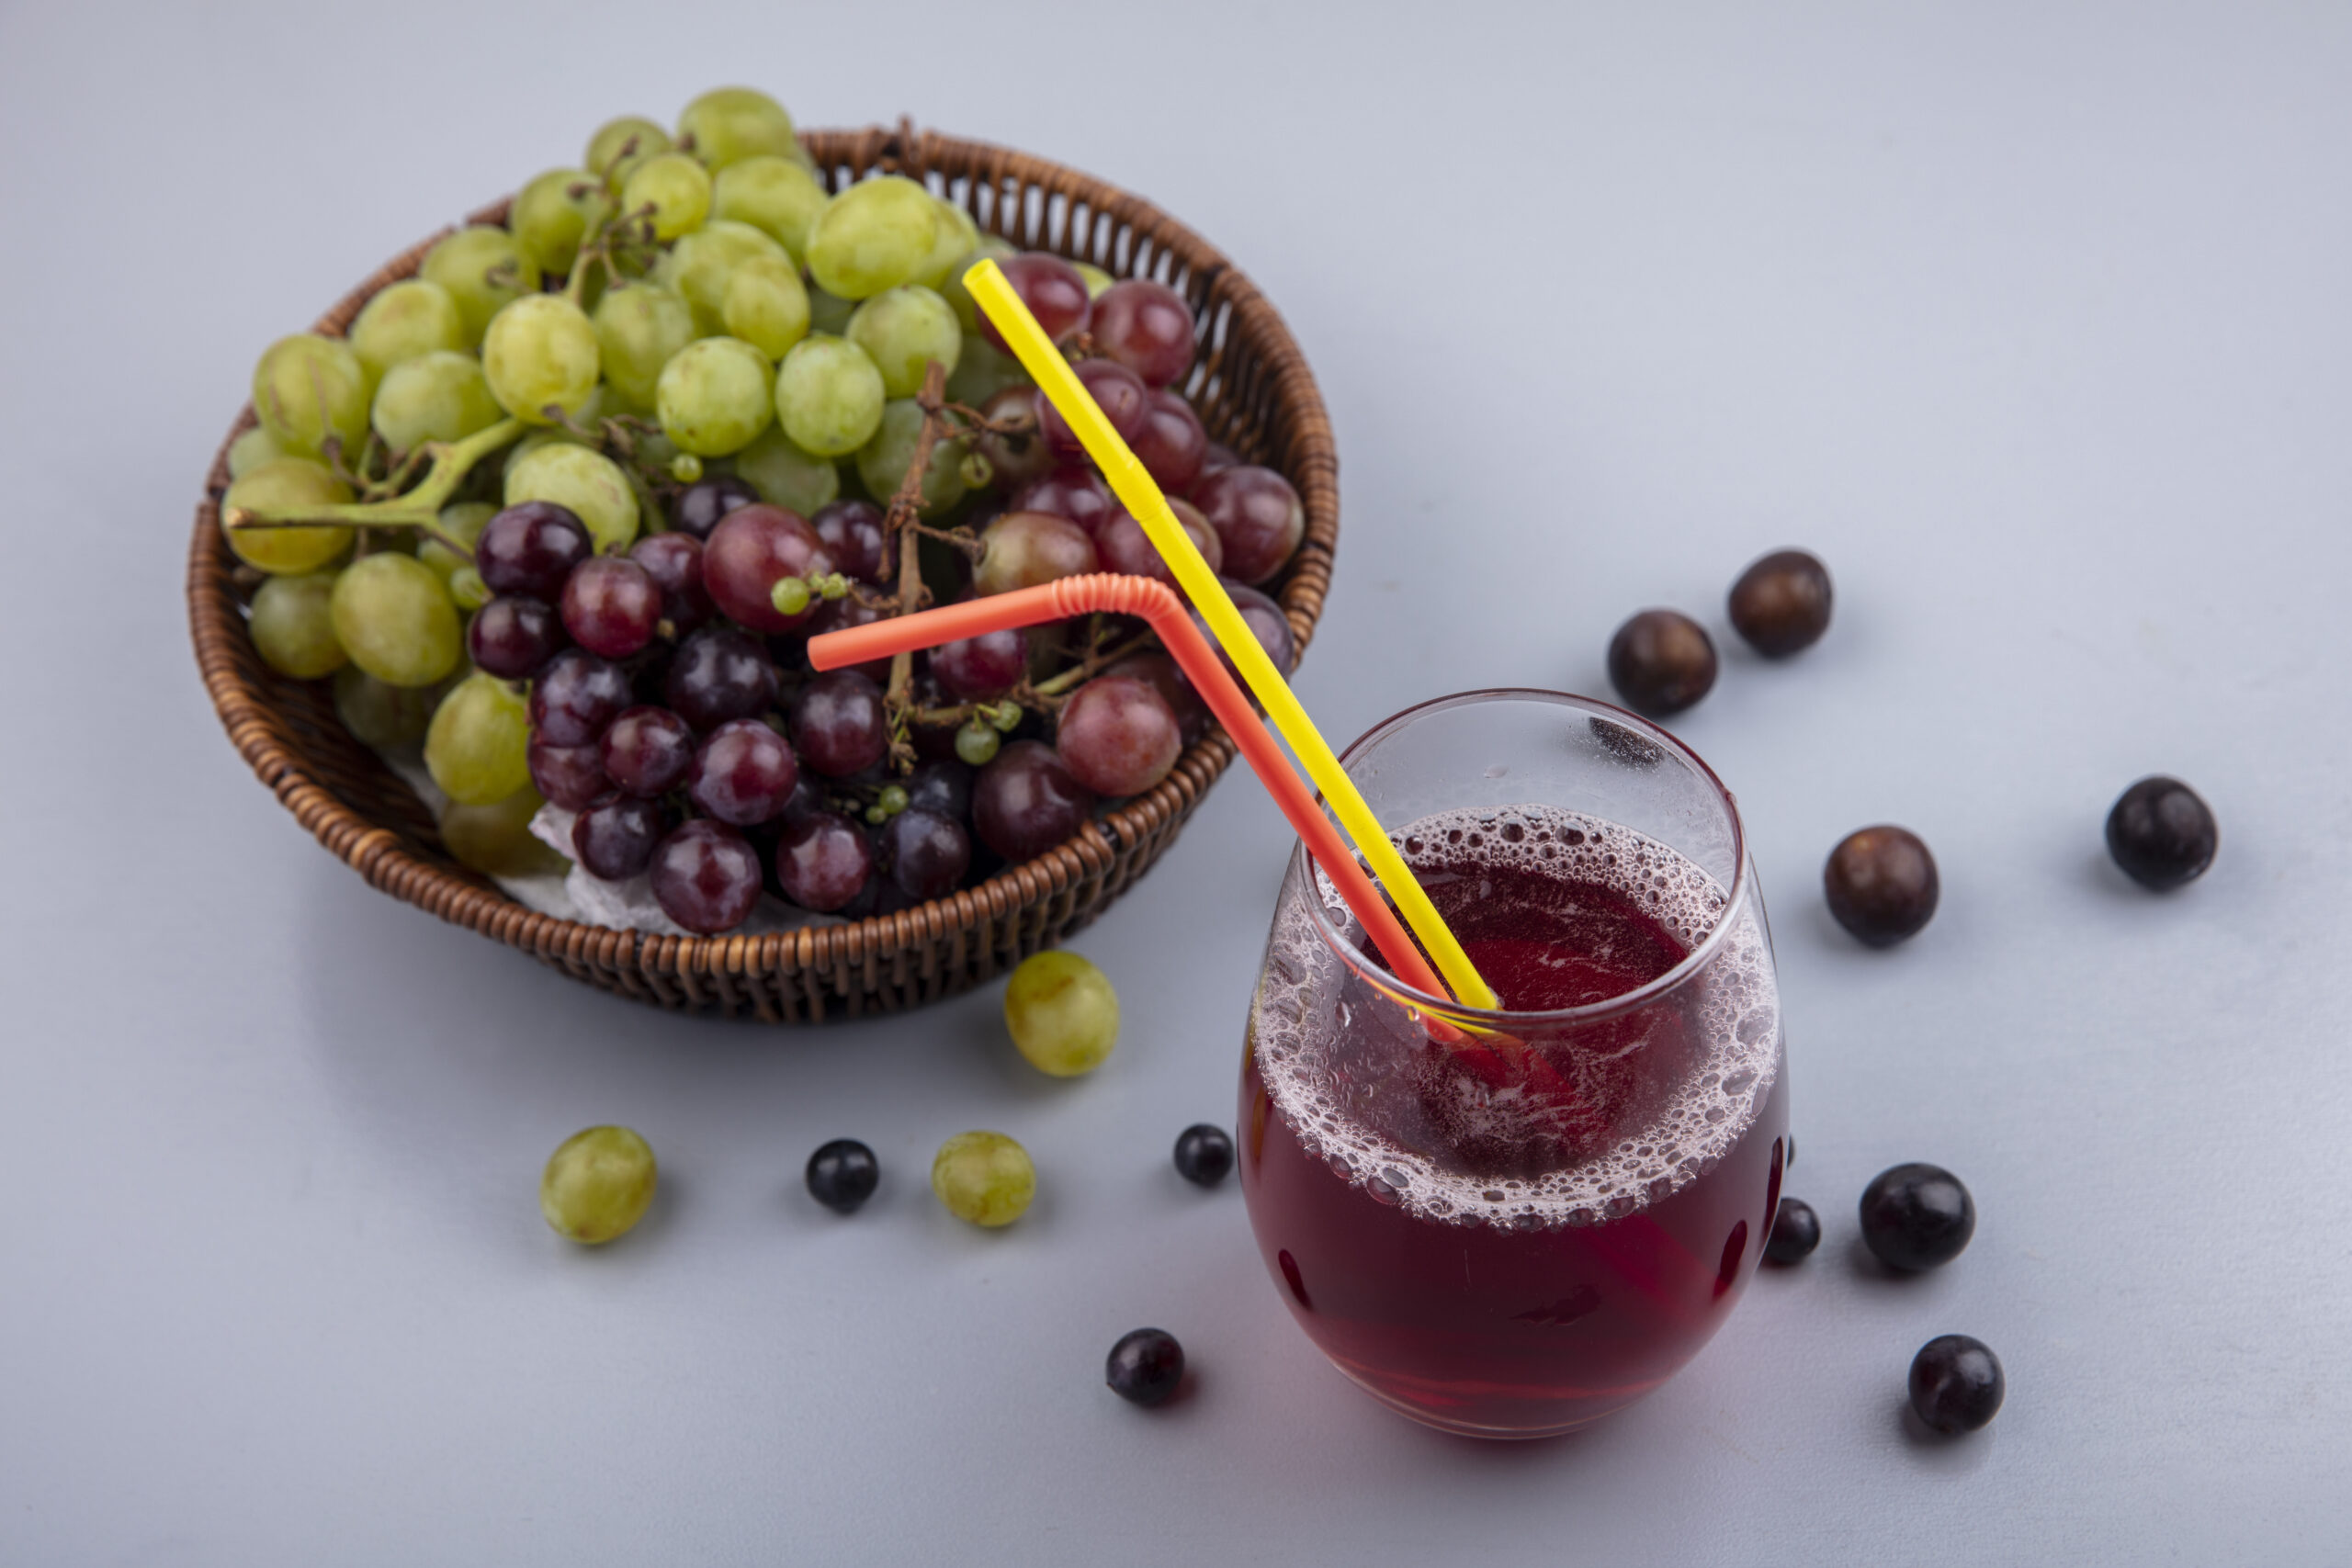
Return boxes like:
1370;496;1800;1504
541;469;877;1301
932;1131;1035;1227
1004;950;1120;1077
251;333;370;457
425;671;532;805
585;115;673;189
540;1125;658;1245
419;226;539;346
622;151;713;242
481;294;600;424
349;279;467;378
856;398;967;517
331;552;461;688
592;283;696;411
370;350;502;451
775;334;886;456
248;572;347;679
657;335;775;456
221;457;353;575
806;175;941;300
512;166;614;277
676;85;797;171
847;284;962;399
712;154;827;262
503;442;639;554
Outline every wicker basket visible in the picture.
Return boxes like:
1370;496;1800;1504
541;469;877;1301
188;123;1338;1022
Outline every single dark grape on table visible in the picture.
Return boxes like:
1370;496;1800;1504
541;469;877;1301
973;510;1098;596
932;627;1028;701
2105;775;2218;890
1009;468;1114;536
572;794;666;880
1040;359;1148;459
1090;278;1194;388
1130;387;1208;491
1172;1124;1234;1187
600;705;696;797
1607;608;1717;716
629;532;713;633
688;717;801;826
1763;1197;1820;1264
805;1139;880;1214
468;595;565;680
666;627;778;732
671;474;761;539
790;670;888;778
477;501;591;600
973;740;1097;863
561;555;662;659
1105;1327;1185;1407
775;812;873;911
1908;1335;2005;1435
1057;675;1182;797
1860;1163;1975;1271
649;818;764;933
529;649;632;747
808;499;888;584
1727;548;1834;657
703;503;833;632
879;807;971;900
982;252;1091;351
1824;825;1939;945
1193;464;1304;586
527;739;607;812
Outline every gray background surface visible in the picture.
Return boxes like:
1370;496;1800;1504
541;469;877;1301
2;1;2346;1562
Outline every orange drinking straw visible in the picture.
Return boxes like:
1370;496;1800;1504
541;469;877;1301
808;573;1458;1007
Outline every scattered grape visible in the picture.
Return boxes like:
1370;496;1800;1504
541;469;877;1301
1607;608;1717;717
1728;548;1835;657
426;671;533;805
1764;1197;1822;1264
1105;1328;1184;1406
1824;826;1939;946
420;226;539;347
930;1131;1035;1227
540;1125;658;1245
248;571;347;679
648;818;763;931
1860;1163;1975;1271
1908;1336;2005;1435
2105;776;2218;890
805;1138;880;1214
1172;1124;1233;1187
349;279;466;378
1003;949;1119;1077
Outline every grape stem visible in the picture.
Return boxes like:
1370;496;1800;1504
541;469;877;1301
222;415;526;561
879;360;956;766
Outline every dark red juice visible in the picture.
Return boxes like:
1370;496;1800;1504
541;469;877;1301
1240;807;1786;1437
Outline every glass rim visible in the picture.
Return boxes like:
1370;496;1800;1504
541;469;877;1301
1293;688;1751;1028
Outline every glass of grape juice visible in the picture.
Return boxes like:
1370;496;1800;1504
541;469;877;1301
1239;691;1788;1438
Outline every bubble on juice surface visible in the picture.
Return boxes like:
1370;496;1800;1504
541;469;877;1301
1261;805;1779;1233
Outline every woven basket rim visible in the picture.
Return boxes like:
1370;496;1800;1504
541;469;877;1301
187;121;1338;1003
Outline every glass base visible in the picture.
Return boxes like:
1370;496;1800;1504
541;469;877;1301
1329;1358;1634;1441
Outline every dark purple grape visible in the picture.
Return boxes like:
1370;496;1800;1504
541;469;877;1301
2106;776;2217;890
477;502;592;600
688;717;801;826
1039;359;1148;460
1190;442;1240;496
931;627;1028;702
1608;609;1717;717
904;760;973;822
972;386;1053;495
973;511;1097;597
571;794;665;880
1056;675;1181;798
1172;1124;1233;1187
671;475;761;539
1090;279;1193;388
526;738;606;811
1103;652;1210;747
1728;548;1834;657
775;811;873;911
1860;1163;1975;1271
790;671;889;779
648;819;763;933
980;253;1090;353
629;532;713;634
1095;499;1222;589
665;627;778;732
599;705;695;797
801;596;894;684
1909;1336;2004;1435
973;740;1096;863
560;556;662;659
904;672;965;763
1131;387;1207;492
528;649;630;747
1825;826;1939;946
1009;468;1114;536
1763;1198;1821;1264
703;504;832;632
1193;465;1304;586
778;772;829;826
1104;1327;1184;1407
805;1139;880;1214
809;500;888;584
467;594;565;679
1191;580;1295;692
879;807;970;901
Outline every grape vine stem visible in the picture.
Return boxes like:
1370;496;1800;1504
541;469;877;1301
222;416;526;562
880;359;955;766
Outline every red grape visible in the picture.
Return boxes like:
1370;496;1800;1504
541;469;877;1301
529;649;631;746
688;717;801;825
477;502;591;601
671;475;761;539
572;794;665;880
1055;675;1181;796
1193;579;1296;689
527;738;607;811
1090;279;1193;387
973;740;1096;863
649;819;763;932
704;504;834;632
665;627;777;731
1094;498;1223;589
1009;468;1114;536
1103;651;1211;747
1039;359;1148;461
810;500;888;584
1131;388;1207;491
1193;465;1305;585
906;671;965;762
802;596;894;684
468;594;565;679
880;808;970;900
931;626;1029;701
972;387;1053;495
560;556;662;659
629;533;713;633
775;812;873;911
980;253;1090;353
789;670;888;778
600;705;695;797
974;511;1097;596
906;760;974;821
1190;442;1240;498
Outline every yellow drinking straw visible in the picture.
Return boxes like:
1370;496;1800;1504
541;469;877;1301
964;259;1498;1010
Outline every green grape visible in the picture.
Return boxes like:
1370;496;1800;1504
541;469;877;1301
806;286;856;337
592;283;695;410
944;332;1031;407
621;152;711;242
775;334;885;456
420;226;540;348
676;86;797;171
250;334;370;457
331;552;460;688
911;197;982;290
846;285;961;398
512;167;612;278
439;785;568;877
481;294;600;425
448;565;490;610
585;115;673;189
931;1131;1035;1228
657;335;774;456
248;571;346;679
334;664;438;749
539;1125;657;1245
504;442;639;554
221;457;353;575
942;234;1019;333
370;350;502;451
671;452;703;482
1002;951;1119;1077
1074;261;1114;299
955;720;1001;766
350;280;466;379
420;501;494;586
732;425;841;514
805;175;940;300
721;253;810;360
855;399;967;518
425;671;532;804
658;220;786;336
711;154;827;263
225;424;288;479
